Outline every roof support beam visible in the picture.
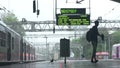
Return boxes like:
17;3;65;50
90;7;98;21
111;0;120;3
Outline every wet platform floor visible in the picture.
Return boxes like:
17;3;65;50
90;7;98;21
0;59;120;68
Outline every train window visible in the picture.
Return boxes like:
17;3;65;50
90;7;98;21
0;32;1;38
12;37;14;49
0;31;6;47
0;31;2;40
112;47;116;55
1;40;5;47
2;33;6;39
0;40;1;46
7;32;11;51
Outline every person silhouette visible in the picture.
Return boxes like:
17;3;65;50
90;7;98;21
90;20;104;63
50;58;54;63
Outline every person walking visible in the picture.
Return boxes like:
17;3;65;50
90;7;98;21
87;20;104;63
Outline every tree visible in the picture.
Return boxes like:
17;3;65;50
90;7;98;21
1;12;25;36
1;12;18;23
110;31;120;45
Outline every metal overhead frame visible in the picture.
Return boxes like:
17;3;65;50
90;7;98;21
7;20;120;32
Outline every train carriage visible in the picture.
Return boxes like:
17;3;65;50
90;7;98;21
0;21;35;64
21;39;30;62
31;46;35;60
21;39;35;62
4;22;22;62
0;23;7;62
112;43;120;59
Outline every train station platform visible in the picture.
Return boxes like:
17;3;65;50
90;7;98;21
0;59;120;68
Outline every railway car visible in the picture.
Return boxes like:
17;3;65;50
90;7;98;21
20;39;35;62
0;21;35;64
112;43;120;59
96;52;109;59
0;22;7;62
20;39;36;62
5;25;21;62
30;45;35;61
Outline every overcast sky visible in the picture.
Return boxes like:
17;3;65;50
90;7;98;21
0;0;120;21
0;0;120;44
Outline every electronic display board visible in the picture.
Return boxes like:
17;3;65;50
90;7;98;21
56;14;90;25
61;8;86;14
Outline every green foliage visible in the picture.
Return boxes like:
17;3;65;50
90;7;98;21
110;31;120;45
72;38;80;43
71;48;80;58
1;12;25;36
2;12;18;23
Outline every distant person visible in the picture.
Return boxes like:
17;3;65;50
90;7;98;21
86;20;104;63
81;54;85;60
50;58;54;63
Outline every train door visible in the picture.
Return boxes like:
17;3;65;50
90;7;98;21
20;38;23;61
116;46;119;58
24;42;26;61
7;32;11;61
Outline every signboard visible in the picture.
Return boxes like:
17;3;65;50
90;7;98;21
60;38;70;57
56;14;90;25
61;8;86;14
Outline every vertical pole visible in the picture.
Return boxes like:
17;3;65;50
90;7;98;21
37;0;38;12
66;0;68;3
89;0;91;15
55;0;57;15
53;0;57;33
36;0;39;17
108;35;111;59
53;0;55;33
74;28;76;39
44;35;48;60
105;40;106;52
64;57;66;64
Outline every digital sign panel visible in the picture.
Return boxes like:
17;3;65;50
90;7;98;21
60;8;86;14
56;14;90;25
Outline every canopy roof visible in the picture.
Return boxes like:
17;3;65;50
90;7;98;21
111;0;120;3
